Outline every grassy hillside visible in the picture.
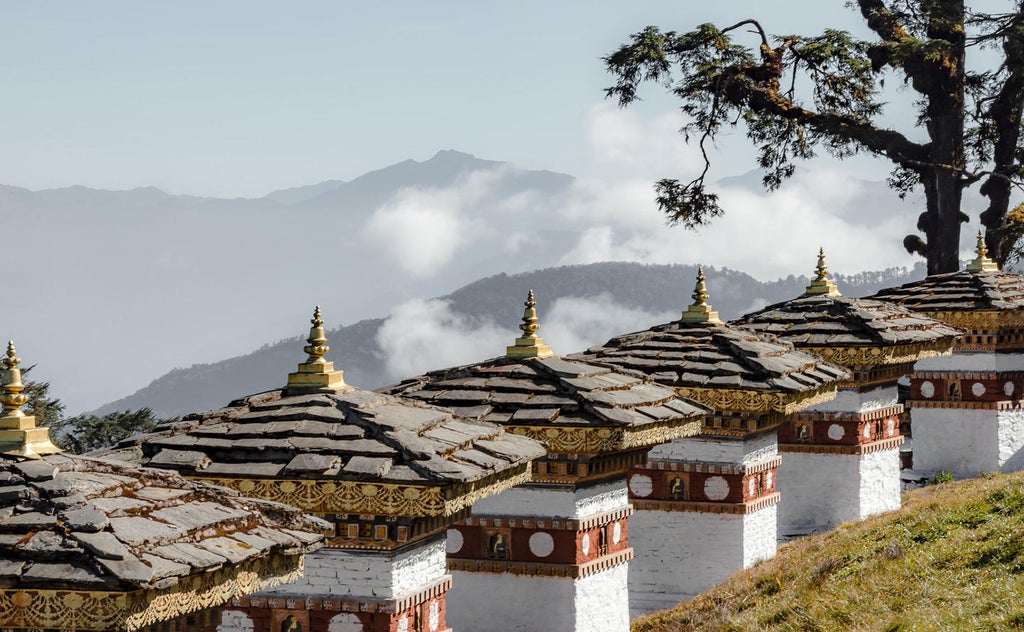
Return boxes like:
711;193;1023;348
635;472;1024;632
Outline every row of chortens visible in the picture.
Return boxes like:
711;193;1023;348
0;235;1022;631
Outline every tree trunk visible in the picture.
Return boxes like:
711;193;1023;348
919;0;966;276
922;169;964;275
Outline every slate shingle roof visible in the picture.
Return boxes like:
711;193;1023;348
870;270;1024;312
382;355;708;440
574;321;849;396
114;388;544;485
733;294;962;350
0;452;327;591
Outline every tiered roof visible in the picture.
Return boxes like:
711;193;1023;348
734;250;961;368
0;342;327;632
574;269;850;416
870;233;1024;350
112;308;545;519
383;291;708;456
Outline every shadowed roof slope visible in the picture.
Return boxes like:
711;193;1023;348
734;250;961;366
382;292;708;455
574;269;850;415
109;307;545;518
0;342;327;632
871;233;1024;312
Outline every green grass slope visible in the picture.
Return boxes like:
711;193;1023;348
634;472;1024;632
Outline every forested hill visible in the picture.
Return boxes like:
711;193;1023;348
94;261;924;419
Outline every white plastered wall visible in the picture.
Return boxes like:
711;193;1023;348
260;539;447;600
778;448;900;536
812;385;898;412
859;447;902;517
447;566;629;632
915;352;1024;372
471;480;628;519
912;407;1001;477
627;506;775;618
648;433;777;465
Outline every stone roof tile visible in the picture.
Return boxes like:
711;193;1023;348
0;453;326;594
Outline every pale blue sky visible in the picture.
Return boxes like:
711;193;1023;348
0;1;877;197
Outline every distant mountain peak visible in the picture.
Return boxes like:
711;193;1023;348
428;149;481;161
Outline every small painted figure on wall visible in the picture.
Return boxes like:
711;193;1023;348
669;476;686;500
281;615;302;632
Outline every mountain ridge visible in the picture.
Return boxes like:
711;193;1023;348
93;260;925;419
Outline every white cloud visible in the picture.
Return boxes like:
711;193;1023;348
362;167;510;277
543;293;676;355
375;298;510;381
556;101;924;279
584;103;705;178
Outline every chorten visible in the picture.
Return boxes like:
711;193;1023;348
0;342;327;632
575;268;850;614
112;307;546;632
871;232;1024;477
735;249;960;534
383;291;707;632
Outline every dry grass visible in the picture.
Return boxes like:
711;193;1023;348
632;471;1024;632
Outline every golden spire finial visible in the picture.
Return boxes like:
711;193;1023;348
804;247;842;296
1;342;27;419
680;267;722;324
966;230;999;272
287;306;349;392
0;341;60;458
303;305;329;364
506;290;553;359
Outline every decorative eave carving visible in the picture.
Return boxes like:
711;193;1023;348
190;463;532;518
505;417;702;455
673;383;839;416
803;341;954;368
0;552;302;632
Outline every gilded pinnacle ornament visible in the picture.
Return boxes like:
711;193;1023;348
966;230;999;273
287;306;348;392
680;267;722;324
303;305;330;364
0;341;26;419
506;290;553;359
0;341;61;458
804;247;841;296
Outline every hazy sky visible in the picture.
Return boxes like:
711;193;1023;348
0;1;886;197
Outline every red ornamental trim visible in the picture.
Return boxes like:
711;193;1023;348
448;548;634;579
460;506;632;532
231;577;451;615
792;405;904;423
908;400;1024;410
632;492;780;514
779;436;904;455
629;466;778;504
646;456;782;476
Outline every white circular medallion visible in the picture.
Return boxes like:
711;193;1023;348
827;423;845;441
428;601;440;632
628;474;653;498
920;380;935;398
1006;381;1016;397
704;476;730;501
748;478;756;496
765;471;773;489
863;424;872;439
446;529;463;555
972;382;986;397
327;614;362;632
887;418;896;435
528;531;554;558
397;616;409;632
581;532;591;556
612;522;621;545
